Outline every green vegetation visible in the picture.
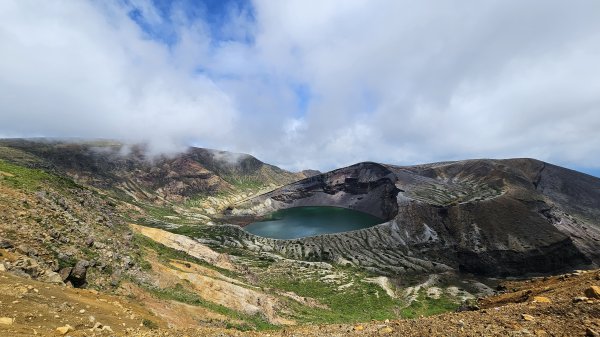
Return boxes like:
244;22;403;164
261;271;399;324
0;159;79;191
223;175;265;191
400;291;458;318
142;318;159;330
57;255;77;270
184;190;228;208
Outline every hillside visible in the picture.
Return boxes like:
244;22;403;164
0;139;599;336
1;265;598;336
0;139;301;203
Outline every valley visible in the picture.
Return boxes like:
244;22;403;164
0;139;599;336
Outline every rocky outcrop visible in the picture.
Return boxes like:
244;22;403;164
59;260;89;287
226;159;600;276
230;162;399;220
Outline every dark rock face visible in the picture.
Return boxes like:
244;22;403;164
235;162;400;220
230;159;600;276
59;260;89;288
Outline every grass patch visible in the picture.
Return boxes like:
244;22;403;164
262;272;399;324
142;318;159;330
222;176;265;191
400;291;458;318
57;255;77;270
0;159;79;191
169;224;237;244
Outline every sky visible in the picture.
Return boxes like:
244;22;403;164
1;0;600;176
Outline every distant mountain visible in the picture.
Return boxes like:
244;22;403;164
297;169;321;179
230;159;600;276
0;139;301;203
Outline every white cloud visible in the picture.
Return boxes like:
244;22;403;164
1;0;599;172
0;0;236;154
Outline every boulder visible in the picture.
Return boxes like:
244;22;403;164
56;324;74;335
584;286;600;299
456;298;480;312
58;260;90;288
69;260;89;288
58;267;72;282
521;314;535;321
587;328;600;337
42;271;64;284
0;317;14;325
0;239;13;249
10;256;43;278
532;296;551;303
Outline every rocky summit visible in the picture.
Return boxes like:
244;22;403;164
0;139;599;337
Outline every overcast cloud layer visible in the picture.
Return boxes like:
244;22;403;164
1;0;599;173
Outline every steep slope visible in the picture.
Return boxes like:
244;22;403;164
228;159;600;276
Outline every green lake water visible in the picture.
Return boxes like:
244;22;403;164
244;206;383;239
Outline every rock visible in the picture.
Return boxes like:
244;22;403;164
122;256;134;269
0;239;13;249
72;260;90;277
85;237;94;247
584;286;600;299
380;326;393;334
354;325;364;331
535;330;548;336
17;244;39;257
55;324;74;335
521;314;535;321
58;267;72;282
0;263;6;272
90;322;103;331
456;298;480;311
90;322;112;332
58;261;90;288
42;271;64;284
0;317;14;325
573;296;588;303
532;296;551;303
10;256;43;278
110;271;122;287
587;328;600;337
